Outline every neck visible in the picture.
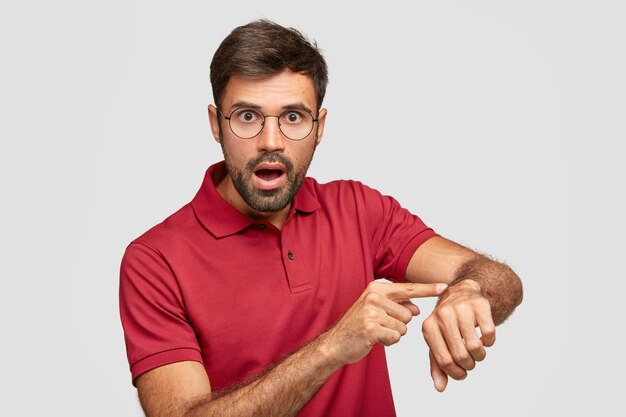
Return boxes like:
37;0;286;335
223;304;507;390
216;175;291;230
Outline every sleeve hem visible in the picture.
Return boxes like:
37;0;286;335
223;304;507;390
130;347;203;386
393;229;438;280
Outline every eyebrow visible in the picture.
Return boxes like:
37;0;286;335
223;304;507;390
229;101;262;111
228;101;314;115
282;103;314;114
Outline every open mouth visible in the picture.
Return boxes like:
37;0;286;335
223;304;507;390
255;169;284;181
252;164;287;190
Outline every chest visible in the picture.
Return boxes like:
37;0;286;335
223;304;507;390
171;212;376;389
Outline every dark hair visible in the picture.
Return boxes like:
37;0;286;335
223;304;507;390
210;19;328;110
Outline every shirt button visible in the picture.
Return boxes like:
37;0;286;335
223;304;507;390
287;251;295;260
257;224;266;230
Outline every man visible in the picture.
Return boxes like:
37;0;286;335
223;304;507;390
120;19;523;417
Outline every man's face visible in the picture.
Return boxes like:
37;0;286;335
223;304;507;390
208;69;327;216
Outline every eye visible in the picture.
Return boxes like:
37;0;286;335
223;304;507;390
235;109;261;123
282;111;304;124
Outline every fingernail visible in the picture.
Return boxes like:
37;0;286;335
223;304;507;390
437;283;448;292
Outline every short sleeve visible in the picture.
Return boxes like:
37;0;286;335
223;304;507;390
119;242;202;385
357;184;437;281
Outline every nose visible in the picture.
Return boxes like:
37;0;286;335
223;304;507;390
256;115;285;153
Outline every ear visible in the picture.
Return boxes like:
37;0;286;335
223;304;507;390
208;104;222;143
315;108;327;146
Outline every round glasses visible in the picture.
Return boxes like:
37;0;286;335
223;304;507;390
218;107;318;141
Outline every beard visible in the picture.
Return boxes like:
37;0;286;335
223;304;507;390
222;141;316;213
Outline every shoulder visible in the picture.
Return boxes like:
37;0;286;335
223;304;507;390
126;202;198;255
305;177;384;200
120;202;204;291
304;177;391;211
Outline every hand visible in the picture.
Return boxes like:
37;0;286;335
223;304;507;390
422;279;496;392
321;281;447;367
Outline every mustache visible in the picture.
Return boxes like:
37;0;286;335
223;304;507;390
246;153;294;172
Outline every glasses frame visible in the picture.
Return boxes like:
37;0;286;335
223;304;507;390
217;107;319;141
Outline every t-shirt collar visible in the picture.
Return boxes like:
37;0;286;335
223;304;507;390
191;161;320;238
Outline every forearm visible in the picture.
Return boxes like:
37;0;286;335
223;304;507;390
138;282;442;416
450;255;523;324
183;334;341;417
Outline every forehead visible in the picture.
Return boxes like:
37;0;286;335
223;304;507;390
221;69;317;111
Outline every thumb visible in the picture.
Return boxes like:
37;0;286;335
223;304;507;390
429;350;448;392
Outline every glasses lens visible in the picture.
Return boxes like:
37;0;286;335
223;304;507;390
279;110;314;140
229;108;264;139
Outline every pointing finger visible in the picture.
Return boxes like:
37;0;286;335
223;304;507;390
378;282;448;300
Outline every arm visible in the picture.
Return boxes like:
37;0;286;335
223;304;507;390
137;337;335;417
136;282;447;417
405;236;523;391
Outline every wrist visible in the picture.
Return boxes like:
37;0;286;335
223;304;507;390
314;330;345;373
437;278;484;307
450;277;482;292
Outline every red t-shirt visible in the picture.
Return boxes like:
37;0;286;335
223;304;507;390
120;161;436;416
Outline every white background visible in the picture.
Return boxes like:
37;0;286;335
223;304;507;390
1;1;624;416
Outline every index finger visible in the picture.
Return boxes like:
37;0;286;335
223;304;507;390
378;282;448;300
